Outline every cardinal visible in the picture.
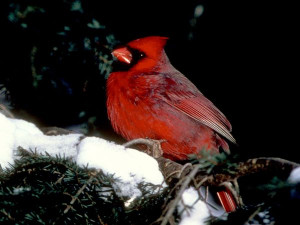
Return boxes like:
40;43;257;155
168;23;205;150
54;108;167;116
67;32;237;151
106;36;237;212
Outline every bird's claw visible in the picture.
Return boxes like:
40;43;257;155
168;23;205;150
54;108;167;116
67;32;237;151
122;138;165;158
146;138;165;158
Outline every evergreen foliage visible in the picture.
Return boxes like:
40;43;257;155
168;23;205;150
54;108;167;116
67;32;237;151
2;0;116;127
0;149;167;224
0;145;299;224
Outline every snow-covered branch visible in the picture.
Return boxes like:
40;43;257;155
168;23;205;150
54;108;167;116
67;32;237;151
0;113;165;202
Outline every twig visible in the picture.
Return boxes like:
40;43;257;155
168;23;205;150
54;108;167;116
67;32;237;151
160;173;189;215
179;198;191;217
63;172;97;214
246;206;262;223
0;104;14;118
55;174;65;185
164;163;193;181
123;138;159;148
164;170;181;181
161;164;201;225
233;178;243;206
0;210;15;221
156;157;185;182
191;177;203;198
195;176;210;189
205;186;209;203
178;163;193;178
97;214;106;225
158;157;300;187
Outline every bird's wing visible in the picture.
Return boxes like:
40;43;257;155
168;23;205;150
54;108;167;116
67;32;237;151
159;73;236;144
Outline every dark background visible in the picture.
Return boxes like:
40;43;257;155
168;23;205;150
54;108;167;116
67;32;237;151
1;0;298;161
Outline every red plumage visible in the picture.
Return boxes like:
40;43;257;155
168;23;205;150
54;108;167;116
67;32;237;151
107;36;236;160
107;36;237;213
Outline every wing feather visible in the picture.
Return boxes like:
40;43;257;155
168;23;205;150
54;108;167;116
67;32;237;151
159;73;236;144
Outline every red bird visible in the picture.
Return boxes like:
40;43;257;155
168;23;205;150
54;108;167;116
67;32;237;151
107;36;236;160
107;36;237;213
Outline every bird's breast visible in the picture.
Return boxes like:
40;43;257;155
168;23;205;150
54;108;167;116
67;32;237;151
107;72;160;138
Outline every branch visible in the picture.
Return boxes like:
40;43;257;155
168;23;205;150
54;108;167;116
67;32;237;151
160;164;201;225
157;157;300;187
123;138;165;158
64;173;96;214
0;104;14;118
37;131;300;188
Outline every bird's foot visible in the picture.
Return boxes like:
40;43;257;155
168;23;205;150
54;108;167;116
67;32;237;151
122;138;165;158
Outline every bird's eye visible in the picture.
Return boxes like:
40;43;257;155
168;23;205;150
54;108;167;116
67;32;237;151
140;53;145;58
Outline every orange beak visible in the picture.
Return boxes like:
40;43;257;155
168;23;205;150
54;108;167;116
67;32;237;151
112;47;132;64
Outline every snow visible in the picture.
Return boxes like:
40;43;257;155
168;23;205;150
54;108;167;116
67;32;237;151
13;187;31;195
11;117;83;158
77;137;165;198
178;187;210;225
288;167;300;184
0;113;83;169
0;113;15;167
199;186;226;218
0;113;165;201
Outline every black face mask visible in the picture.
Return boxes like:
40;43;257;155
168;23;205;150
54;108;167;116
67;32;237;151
112;46;145;72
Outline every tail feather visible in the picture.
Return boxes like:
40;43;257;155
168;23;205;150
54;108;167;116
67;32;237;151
217;188;237;212
216;133;230;154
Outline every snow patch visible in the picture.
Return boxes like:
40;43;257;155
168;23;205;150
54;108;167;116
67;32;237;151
0;113;166;202
77;137;165;198
178;187;210;225
0;113;15;167
288;167;300;184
